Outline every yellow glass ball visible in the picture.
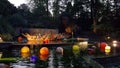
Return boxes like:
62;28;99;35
73;45;80;54
73;45;79;51
21;46;30;53
21;46;30;58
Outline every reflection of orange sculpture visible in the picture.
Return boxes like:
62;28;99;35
40;47;49;55
39;54;49;61
21;46;30;58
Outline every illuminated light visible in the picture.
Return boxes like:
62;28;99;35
73;45;79;54
39;38;44;44
113;43;117;47
27;40;37;44
105;46;111;54
113;40;117;47
56;47;63;55
0;37;3;42
39;54;48;61
78;41;88;50
113;40;117;44
0;52;2;58
40;47;49;55
21;46;30;53
21;46;30;58
100;42;107;53
44;38;49;43
107;36;110;39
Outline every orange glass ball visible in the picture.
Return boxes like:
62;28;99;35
40;47;49;55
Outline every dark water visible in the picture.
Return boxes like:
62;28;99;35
0;44;91;68
2;43;120;68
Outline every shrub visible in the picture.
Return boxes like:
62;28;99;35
0;33;13;41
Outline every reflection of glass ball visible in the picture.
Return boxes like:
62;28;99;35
56;47;63;54
21;53;30;58
40;47;49;55
40;55;48;61
30;55;37;63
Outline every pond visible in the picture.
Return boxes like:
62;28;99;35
0;42;120;68
0;42;92;68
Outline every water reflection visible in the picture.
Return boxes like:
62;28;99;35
40;54;49;61
1;44;90;68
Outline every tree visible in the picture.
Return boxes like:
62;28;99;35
28;0;51;17
0;0;17;16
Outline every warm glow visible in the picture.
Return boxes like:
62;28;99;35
105;46;111;54
78;41;88;50
21;46;30;53
107;36;110;39
113;40;117;44
113;40;117;47
100;42;107;53
40;54;48;61
113;43;117;47
0;37;3;42
40;47;49;55
43;38;49;43
21;46;30;58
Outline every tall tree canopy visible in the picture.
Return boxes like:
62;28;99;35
0;0;17;16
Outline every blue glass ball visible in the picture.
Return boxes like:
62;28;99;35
30;55;37;63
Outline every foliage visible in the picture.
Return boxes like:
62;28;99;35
0;0;17;16
0;33;13;41
0;0;120;40
0;16;15;35
7;13;27;27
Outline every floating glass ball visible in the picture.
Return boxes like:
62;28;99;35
21;46;30;58
73;45;79;54
56;47;63;55
30;55;37;63
40;47;49;55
